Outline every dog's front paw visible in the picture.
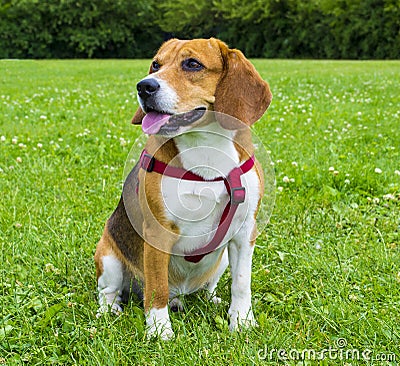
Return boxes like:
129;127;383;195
96;291;123;318
96;302;123;318
147;322;174;341
146;307;174;341
228;306;257;332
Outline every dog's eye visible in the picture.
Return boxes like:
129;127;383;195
151;60;161;72
182;58;204;71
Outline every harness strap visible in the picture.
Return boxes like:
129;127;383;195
139;150;255;263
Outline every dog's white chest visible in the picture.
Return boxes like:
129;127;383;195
161;168;259;253
161;176;229;255
162;178;227;222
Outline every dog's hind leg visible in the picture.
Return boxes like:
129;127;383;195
95;230;128;317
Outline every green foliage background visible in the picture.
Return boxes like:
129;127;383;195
1;0;399;59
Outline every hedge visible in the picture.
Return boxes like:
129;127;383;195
1;0;399;59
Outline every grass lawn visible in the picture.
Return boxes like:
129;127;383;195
0;59;399;365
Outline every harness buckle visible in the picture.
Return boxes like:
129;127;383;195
231;186;246;204
141;153;155;172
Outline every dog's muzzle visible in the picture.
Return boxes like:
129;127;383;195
137;78;160;102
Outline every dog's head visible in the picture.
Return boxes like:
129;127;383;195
132;38;272;135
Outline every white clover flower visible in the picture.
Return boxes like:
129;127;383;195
1;136;5;142
344;179;350;184
349;294;358;302
277;186;284;192
282;176;290;183
291;161;298;167
16;157;22;163
37;143;43;149
395;170;400;176
383;194;396;200
374;168;382;174
329;166;335;172
45;263;56;272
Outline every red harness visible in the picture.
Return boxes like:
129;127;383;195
139;150;255;263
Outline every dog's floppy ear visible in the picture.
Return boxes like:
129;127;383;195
131;108;145;124
214;40;272;128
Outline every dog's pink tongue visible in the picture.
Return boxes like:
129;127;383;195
142;112;170;134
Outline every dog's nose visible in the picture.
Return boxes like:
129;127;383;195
137;79;160;100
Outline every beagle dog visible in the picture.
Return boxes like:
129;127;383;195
94;38;272;339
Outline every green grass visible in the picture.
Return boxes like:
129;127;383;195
1;59;399;365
